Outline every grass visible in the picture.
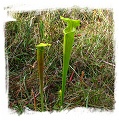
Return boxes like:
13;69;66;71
5;7;114;114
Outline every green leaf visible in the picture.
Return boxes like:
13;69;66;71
60;16;80;106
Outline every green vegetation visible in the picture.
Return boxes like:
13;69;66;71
5;8;114;114
36;43;51;111
60;16;80;106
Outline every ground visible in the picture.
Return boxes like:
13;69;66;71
5;7;115;114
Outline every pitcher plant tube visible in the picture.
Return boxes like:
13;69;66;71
36;43;51;111
60;16;80;106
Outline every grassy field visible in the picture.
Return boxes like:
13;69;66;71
5;7;115;114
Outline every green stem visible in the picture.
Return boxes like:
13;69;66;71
37;47;44;111
36;43;51;111
61;32;75;106
60;16;80;106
